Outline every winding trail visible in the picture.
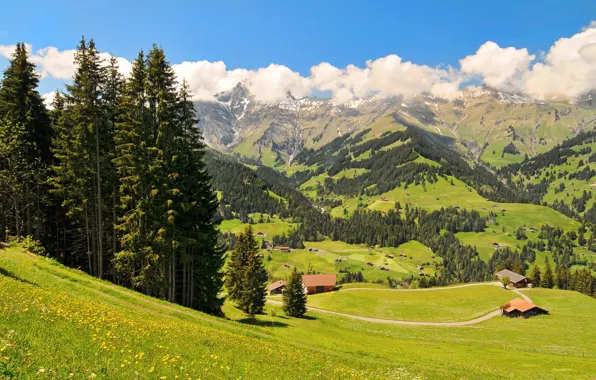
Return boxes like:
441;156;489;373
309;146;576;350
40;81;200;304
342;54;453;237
268;282;531;327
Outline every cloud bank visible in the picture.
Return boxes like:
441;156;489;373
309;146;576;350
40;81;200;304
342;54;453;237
1;21;595;103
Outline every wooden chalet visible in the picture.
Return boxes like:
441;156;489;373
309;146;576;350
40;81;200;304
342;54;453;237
277;246;291;253
495;269;529;288
501;298;548;318
302;274;337;294
269;280;287;295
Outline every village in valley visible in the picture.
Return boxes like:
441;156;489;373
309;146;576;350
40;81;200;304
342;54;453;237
245;230;550;321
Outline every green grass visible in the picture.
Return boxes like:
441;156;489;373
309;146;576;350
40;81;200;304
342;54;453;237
266;240;440;281
219;215;295;236
307;285;514;322
3;246;596;379
0;246;400;379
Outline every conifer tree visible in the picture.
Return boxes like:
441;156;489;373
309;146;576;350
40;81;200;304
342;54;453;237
556;264;569;290
529;264;541;286
113;51;151;288
51;37;109;277
283;267;307;317
225;230;251;302
0;42;51;240
541;257;555;289
226;226;267;316
240;239;268;317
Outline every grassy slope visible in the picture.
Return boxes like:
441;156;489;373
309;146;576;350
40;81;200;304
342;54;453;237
265;240;439;281
0;246;409;379
3;247;596;379
219;215;295;236
307;285;514;322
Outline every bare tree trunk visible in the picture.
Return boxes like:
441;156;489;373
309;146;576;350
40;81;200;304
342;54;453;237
190;248;194;309
85;204;92;275
96;127;104;279
182;256;187;307
112;184;117;282
172;252;176;303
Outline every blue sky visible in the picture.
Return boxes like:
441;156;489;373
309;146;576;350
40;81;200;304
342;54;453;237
1;0;596;100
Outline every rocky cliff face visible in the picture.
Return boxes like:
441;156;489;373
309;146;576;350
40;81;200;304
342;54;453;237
195;83;596;167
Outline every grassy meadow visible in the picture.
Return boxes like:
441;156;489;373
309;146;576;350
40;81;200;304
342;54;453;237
2;246;596;378
306;285;513;322
265;239;439;281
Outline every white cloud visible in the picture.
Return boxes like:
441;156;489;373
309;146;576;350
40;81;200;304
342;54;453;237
311;56;458;103
3;21;596;103
0;44;19;58
460;41;535;91
523;25;596;98
42;91;57;109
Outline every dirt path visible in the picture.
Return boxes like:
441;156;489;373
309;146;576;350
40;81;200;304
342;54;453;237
267;282;531;327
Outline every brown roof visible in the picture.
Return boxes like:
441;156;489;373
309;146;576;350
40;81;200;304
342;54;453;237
269;280;287;291
501;298;548;313
302;274;336;287
495;269;527;284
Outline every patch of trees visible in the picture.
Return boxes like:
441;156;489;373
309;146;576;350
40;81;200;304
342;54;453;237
502;142;519;157
0;39;224;314
272;205;491;284
339;271;365;284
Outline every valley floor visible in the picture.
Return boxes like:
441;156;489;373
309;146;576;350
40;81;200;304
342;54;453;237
2;246;596;379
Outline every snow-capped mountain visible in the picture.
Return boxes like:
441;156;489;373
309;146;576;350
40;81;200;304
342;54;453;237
195;83;596;166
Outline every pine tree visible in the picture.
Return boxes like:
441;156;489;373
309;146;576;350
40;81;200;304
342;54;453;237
225;230;251;301
113;51;151;288
541;257;555;289
529;264;541;286
0;121;29;238
51;37;110;277
0;42;51;240
240;238;268;317
556;264;569;290
226;226;267;316
283;267;307;317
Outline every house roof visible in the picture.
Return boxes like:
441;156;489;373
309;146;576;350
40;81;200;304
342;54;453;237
501;298;548;313
269;280;287;291
495;269;527;283
302;274;337;288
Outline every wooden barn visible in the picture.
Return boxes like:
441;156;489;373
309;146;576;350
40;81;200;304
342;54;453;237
269;280;287;295
501;298;548;318
277;246;290;253
495;269;529;288
302;274;336;294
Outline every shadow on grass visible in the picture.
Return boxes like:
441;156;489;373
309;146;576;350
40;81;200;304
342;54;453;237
0;267;38;286
238;317;289;328
301;315;318;321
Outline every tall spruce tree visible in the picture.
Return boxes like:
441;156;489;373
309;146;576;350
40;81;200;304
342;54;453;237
226;226;267;316
541;257;555;289
173;79;224;313
113;51;151;288
114;46;224;313
240;235;268;316
283;267;307;317
51;37;110;277
0;42;51;241
529;264;541;286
